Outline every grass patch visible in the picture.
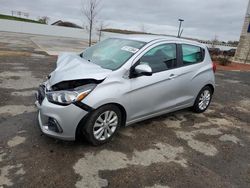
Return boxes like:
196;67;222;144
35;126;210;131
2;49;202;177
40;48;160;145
0;14;45;24
102;28;147;34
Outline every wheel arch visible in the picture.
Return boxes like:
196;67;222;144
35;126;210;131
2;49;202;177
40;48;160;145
204;84;214;94
192;83;214;107
108;103;127;127
75;102;127;140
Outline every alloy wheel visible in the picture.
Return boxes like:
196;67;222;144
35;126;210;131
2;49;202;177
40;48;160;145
93;110;118;141
198;89;211;110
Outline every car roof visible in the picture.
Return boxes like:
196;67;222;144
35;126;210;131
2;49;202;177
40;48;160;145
112;34;205;47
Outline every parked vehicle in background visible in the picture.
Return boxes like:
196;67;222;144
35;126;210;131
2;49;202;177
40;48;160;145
208;47;236;57
208;48;221;56
35;35;216;145
223;49;236;57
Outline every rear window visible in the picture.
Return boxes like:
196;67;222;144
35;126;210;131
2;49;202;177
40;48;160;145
182;44;204;65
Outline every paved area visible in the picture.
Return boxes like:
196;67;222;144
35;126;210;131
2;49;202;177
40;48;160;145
0;31;250;188
216;62;250;72
31;36;88;55
0;32;88;56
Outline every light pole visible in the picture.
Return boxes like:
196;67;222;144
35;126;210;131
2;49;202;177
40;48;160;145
177;19;184;38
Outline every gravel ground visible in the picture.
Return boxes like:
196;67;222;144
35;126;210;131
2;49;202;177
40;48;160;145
0;32;250;188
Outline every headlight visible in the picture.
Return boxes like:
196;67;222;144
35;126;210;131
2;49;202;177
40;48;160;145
46;84;96;105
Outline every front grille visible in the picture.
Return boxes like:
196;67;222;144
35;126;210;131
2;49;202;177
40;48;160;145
37;85;45;104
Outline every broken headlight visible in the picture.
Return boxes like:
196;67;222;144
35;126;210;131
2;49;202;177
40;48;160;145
46;84;96;105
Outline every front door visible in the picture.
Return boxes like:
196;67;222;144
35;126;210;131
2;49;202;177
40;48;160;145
127;43;183;122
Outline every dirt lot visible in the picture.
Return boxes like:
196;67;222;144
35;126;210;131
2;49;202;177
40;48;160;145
0;32;250;188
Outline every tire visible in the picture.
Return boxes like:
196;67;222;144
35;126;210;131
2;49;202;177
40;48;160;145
192;86;213;113
83;104;122;146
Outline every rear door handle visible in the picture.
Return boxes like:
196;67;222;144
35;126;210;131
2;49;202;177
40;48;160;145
168;74;178;79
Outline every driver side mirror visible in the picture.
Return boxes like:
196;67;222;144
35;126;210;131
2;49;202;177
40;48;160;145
134;64;152;76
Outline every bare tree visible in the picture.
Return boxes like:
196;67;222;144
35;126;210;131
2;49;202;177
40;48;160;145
139;23;147;33
82;0;101;46
211;35;218;48
38;16;50;24
96;21;108;41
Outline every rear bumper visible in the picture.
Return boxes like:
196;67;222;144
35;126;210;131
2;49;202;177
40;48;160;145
35;97;88;141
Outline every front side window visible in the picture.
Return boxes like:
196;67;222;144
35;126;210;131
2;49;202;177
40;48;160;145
139;43;177;73
81;38;146;70
182;44;203;65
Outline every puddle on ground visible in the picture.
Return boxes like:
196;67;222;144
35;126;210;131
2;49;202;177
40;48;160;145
7;136;26;147
219;134;241;144
73;143;186;188
11;90;36;97
0;164;25;187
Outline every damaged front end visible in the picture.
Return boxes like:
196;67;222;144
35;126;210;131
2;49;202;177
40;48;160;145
45;79;102;106
35;79;99;134
37;53;111;106
50;79;102;91
34;53;111;140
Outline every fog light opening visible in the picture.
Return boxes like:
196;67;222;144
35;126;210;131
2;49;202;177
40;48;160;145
48;117;63;133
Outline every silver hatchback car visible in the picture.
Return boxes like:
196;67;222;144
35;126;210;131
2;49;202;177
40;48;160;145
35;35;216;145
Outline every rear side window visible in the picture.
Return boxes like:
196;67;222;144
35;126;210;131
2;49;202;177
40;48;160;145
182;44;204;65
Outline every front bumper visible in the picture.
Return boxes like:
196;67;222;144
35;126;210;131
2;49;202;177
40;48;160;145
35;90;88;141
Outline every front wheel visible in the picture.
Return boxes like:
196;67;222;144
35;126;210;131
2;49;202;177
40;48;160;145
83;104;122;146
193;86;213;113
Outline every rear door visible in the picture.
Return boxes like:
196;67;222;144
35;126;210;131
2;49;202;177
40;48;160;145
173;43;207;108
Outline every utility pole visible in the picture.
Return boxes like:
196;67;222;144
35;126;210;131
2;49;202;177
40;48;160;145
177;19;184;38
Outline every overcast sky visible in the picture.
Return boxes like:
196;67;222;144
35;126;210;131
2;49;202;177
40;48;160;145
1;0;249;41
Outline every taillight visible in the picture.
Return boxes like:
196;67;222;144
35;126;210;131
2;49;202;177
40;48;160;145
212;62;216;73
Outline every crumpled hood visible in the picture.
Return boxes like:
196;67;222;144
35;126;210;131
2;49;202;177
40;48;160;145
49;53;112;86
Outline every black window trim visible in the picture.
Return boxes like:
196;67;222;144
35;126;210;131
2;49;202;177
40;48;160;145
178;43;205;67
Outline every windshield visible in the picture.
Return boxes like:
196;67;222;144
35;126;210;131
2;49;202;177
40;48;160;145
81;38;146;70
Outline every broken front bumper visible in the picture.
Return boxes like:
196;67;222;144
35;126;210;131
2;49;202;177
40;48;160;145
35;86;88;141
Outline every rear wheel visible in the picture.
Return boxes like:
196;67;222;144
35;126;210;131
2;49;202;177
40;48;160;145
83;104;122;145
193;86;213;113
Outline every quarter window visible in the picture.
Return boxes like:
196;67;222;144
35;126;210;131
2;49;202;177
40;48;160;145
139;44;177;73
182;44;203;65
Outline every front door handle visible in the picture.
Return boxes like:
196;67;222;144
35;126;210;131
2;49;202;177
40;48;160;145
168;74;178;79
